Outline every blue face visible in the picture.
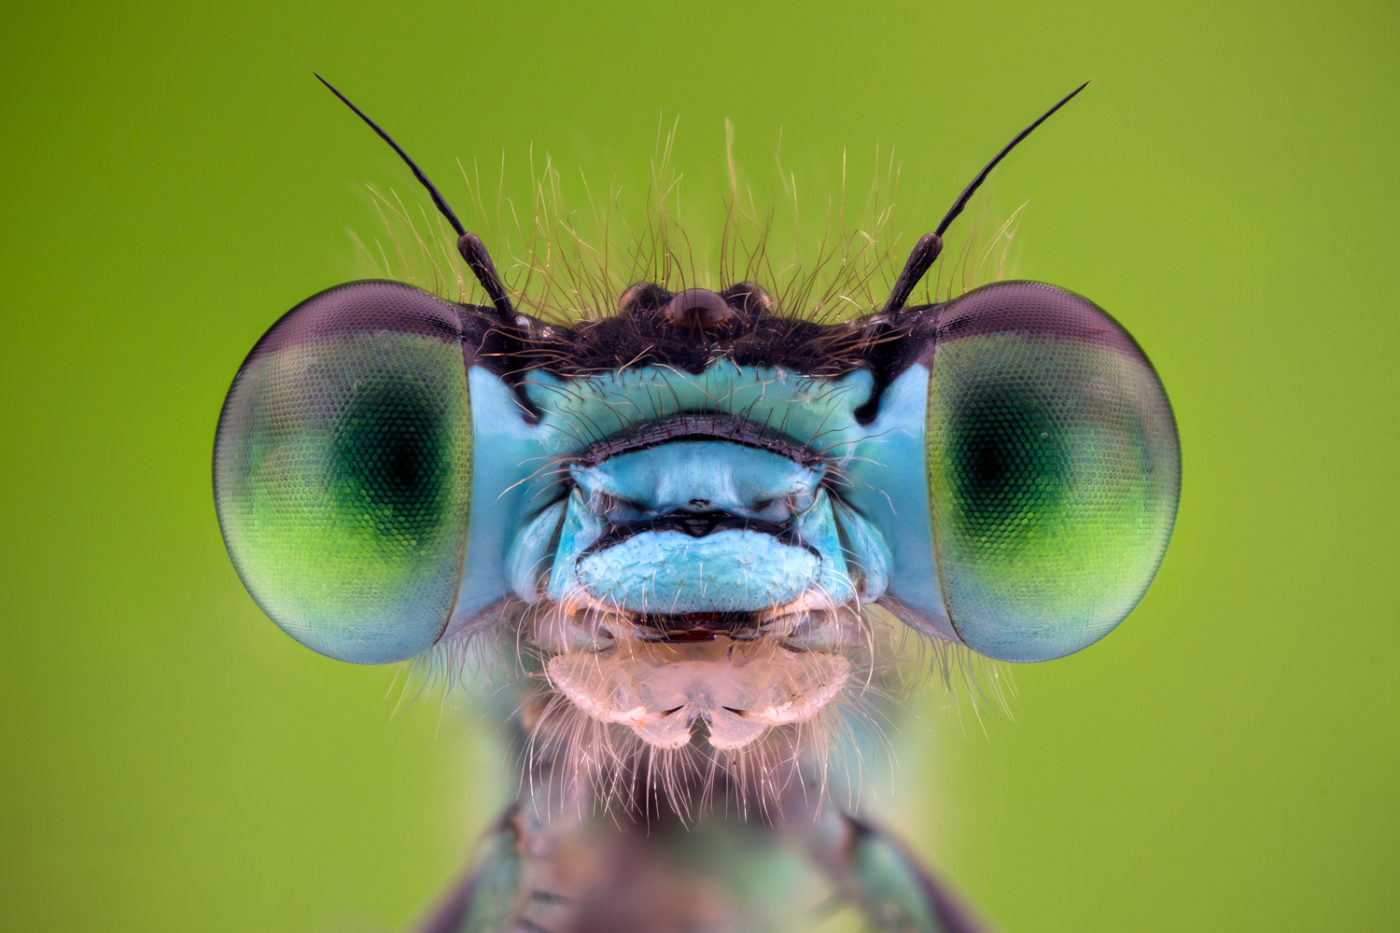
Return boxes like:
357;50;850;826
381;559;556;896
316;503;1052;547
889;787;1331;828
215;274;1179;751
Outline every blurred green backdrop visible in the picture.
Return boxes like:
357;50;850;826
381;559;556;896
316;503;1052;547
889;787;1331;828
3;1;1395;930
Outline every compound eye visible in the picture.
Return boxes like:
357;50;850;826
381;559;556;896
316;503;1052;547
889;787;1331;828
214;282;472;663
926;282;1179;661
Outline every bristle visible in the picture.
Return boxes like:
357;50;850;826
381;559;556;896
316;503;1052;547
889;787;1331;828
410;586;1011;826
354;120;1027;328
355;125;872;323
383;124;1027;824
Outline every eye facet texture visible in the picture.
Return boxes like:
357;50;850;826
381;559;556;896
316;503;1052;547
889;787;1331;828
214;282;472;663
926;282;1179;662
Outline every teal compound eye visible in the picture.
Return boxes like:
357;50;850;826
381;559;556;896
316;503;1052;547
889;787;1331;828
925;282;1180;662
214;281;473;663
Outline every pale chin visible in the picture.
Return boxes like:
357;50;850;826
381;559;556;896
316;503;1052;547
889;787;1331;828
546;637;851;750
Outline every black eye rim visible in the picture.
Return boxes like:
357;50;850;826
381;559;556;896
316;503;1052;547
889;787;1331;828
930;281;1152;362
236;280;469;367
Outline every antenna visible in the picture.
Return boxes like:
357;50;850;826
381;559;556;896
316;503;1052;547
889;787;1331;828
882;82;1089;314
314;74;516;322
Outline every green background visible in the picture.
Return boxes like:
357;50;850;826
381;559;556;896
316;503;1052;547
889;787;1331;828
3;1;1395;930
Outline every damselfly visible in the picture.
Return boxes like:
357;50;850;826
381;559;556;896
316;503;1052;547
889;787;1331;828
214;79;1179;933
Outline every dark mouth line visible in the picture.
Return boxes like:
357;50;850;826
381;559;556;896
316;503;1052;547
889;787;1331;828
547;600;852;649
634;611;764;642
572;412;828;467
581;515;809;550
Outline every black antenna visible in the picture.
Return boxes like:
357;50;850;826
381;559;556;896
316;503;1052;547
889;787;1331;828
882;81;1089;314
314;74;516;322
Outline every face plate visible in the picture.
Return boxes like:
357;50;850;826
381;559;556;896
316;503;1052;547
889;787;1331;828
481;354;894;751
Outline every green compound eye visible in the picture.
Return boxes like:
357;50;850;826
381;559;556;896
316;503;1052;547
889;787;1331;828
214;282;472;663
926;282;1179;662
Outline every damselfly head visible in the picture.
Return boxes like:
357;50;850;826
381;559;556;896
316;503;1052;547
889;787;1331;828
214;80;1179;813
